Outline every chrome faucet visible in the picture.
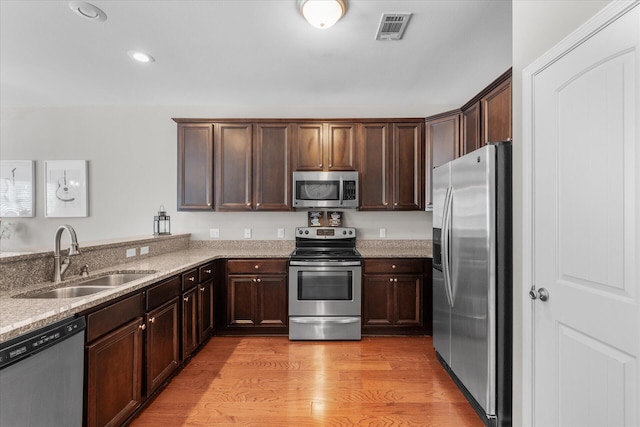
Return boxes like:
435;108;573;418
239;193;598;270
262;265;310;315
53;225;81;283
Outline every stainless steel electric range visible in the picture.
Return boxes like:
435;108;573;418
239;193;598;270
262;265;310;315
288;227;362;340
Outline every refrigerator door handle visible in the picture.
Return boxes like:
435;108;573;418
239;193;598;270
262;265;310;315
442;186;454;307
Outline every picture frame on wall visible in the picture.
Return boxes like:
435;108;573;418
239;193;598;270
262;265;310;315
44;160;88;218
0;160;35;217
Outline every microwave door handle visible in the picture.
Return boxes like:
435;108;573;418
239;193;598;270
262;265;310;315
339;176;344;205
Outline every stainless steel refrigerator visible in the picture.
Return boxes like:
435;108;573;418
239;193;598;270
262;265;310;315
432;142;512;427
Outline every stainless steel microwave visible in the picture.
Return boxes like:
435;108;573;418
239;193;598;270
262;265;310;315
293;171;359;209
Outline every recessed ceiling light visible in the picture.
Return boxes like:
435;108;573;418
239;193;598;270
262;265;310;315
68;1;107;22
127;50;156;64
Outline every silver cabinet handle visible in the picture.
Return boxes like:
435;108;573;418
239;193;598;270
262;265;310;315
204;269;212;274
139;324;146;330
149;317;155;323
199;286;205;292
184;296;189;302
529;288;550;302
188;277;195;282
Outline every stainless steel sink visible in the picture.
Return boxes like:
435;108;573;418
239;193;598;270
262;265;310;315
26;286;116;299
15;272;153;299
73;273;151;287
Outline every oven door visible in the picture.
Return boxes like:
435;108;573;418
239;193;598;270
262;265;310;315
288;262;361;316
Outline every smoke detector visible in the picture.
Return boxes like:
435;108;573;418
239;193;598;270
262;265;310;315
375;13;412;40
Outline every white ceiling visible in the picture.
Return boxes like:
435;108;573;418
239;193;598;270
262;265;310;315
0;0;512;110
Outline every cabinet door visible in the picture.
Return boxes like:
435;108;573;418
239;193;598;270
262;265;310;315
146;298;179;395
426;113;460;210
215;123;253;210
177;123;213;210
255;275;287;328
326;123;357;171
394;275;422;326
198;279;214;341
461;102;481;155
362;275;394;326
294;123;324;170
181;287;199;359
359;123;391;210
86;317;144;427
481;77;512;144
227;275;256;326
254;123;292;210
393;122;424;210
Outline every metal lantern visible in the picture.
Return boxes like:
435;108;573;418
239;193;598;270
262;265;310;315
153;205;171;236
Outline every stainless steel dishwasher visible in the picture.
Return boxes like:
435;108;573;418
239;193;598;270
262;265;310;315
0;316;86;427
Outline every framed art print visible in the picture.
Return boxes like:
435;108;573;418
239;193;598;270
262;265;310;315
44;160;88;217
0;160;35;217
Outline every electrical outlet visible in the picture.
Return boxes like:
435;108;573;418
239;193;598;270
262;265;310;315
379;228;387;238
140;246;149;255
126;248;137;257
210;228;220;238
277;228;285;239
244;228;252;239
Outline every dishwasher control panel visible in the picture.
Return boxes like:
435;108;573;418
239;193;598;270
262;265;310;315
0;317;85;369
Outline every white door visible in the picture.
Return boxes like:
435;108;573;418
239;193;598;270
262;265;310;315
523;2;639;427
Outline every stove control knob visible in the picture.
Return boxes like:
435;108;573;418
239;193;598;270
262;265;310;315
343;230;347;235
304;230;309;235
348;230;353;235
298;229;303;235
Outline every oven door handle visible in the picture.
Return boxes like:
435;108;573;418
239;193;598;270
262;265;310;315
289;260;362;267
290;317;360;324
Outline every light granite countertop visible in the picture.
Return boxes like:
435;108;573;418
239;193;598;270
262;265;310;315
1;240;431;343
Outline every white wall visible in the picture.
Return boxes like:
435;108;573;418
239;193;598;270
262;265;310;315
511;0;611;424
0;105;444;252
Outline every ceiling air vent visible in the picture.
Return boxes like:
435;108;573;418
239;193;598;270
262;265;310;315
375;13;412;41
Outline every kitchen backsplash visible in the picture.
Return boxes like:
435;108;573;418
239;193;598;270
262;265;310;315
0;234;190;292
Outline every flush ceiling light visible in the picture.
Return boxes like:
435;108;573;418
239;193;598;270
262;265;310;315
127;50;155;63
68;1;107;21
298;0;347;29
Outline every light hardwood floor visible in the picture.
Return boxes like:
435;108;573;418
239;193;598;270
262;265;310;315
130;336;484;427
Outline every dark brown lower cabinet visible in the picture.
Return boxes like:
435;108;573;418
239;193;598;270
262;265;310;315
181;286;199;360
145;298;180;394
86;317;144;427
227;275;287;328
225;259;288;333
181;263;216;360
362;258;427;335
198;278;214;340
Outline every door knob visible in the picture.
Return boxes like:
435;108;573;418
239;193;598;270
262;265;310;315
529;288;549;302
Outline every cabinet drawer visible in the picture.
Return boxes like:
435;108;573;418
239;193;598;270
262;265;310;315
146;276;181;311
182;268;198;291
363;258;424;274
199;262;215;282
86;292;145;343
227;259;287;274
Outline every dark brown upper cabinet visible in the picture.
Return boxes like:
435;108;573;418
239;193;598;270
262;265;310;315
359;120;424;211
214;123;254;211
177;123;214;210
214;122;293;211
461;101;480;156
481;76;512;145
425;111;461;209
253;123;293;211
293;122;357;171
427;69;512;210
